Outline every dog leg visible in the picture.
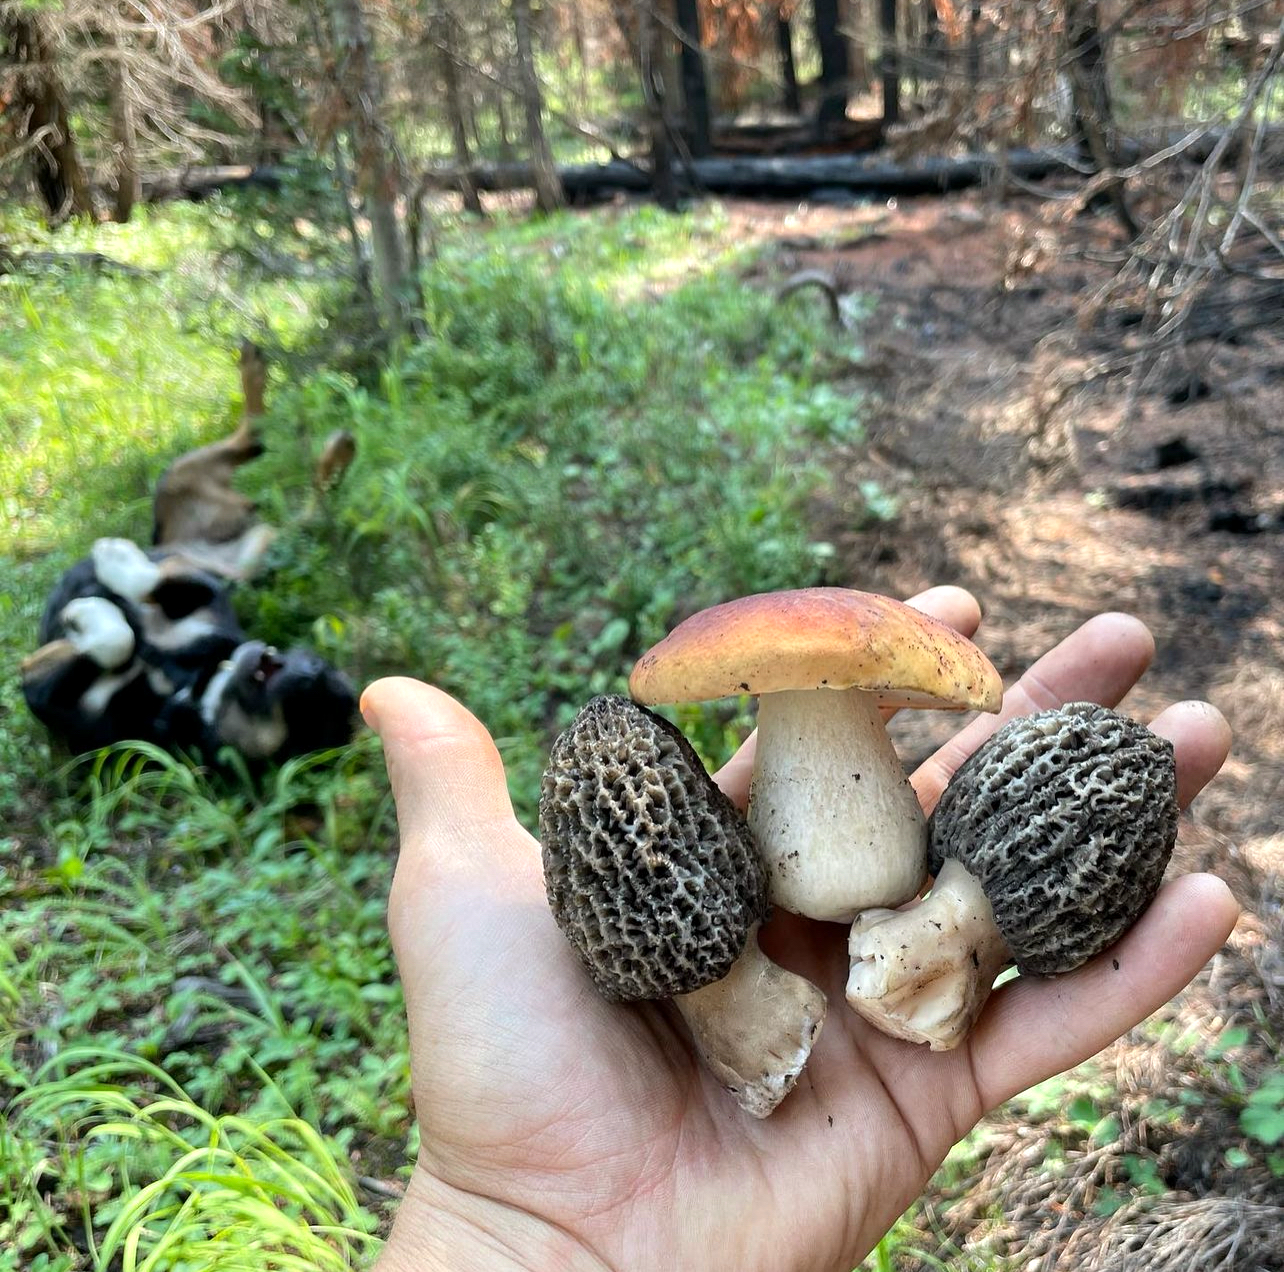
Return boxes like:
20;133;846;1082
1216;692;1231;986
59;597;136;669
92;537;162;602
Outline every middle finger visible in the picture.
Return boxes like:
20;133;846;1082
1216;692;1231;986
911;612;1156;815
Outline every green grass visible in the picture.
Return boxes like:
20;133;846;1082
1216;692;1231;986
0;197;878;1266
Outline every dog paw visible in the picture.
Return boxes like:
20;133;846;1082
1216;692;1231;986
92;537;161;601
61;597;136;669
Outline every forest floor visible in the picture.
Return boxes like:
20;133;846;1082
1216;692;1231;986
4;190;1279;1269
728;190;1284;1266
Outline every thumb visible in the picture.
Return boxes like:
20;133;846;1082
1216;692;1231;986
361;677;541;914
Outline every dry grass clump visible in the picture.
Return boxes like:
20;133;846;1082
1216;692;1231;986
1054;1198;1284;1271
909;897;1282;1268
1213;662;1284;765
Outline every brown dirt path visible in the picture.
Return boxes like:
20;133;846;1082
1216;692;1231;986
727;192;1284;1267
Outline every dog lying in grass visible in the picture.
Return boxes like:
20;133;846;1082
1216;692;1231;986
21;344;358;766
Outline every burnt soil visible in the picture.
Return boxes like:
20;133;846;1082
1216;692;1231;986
728;191;1284;1267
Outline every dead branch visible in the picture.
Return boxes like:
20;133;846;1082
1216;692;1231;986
777;270;843;327
1077;18;1284;396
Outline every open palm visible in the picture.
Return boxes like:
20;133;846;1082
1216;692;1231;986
367;588;1237;1272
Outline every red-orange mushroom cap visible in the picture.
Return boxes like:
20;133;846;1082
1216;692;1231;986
629;588;1003;713
630;589;1003;922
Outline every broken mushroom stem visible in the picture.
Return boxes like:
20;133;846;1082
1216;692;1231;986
749;686;927;922
846;859;1013;1051
673;925;827;1119
846;703;1180;1053
540;695;829;1118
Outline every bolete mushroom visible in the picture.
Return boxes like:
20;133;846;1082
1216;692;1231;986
629;589;1003;922
539;694;827;1118
846;702;1180;1050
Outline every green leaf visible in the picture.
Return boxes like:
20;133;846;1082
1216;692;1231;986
1090;1114;1122;1146
1067;1095;1099;1128
1207;1025;1250;1058
1241;1104;1284;1147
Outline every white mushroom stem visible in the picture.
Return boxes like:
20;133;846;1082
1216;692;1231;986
673;926;827;1119
747;687;927;922
845;858;1012;1051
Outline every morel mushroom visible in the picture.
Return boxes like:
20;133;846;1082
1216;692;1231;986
540;695;826;1118
629;589;1002;922
846;702;1180;1050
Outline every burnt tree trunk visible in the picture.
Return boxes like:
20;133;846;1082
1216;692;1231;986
674;0;711;156
431;11;484;215
966;0;981;92
3;11;94;223
511;0;564;212
637;0;678;208
1064;0;1139;236
880;0;900;127
813;0;850;134
425;145;1083;199
776;12;801;114
920;0;942;99
327;0;417;335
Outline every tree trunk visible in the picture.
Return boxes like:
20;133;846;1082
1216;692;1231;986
966;0;981;94
637;0;677;208
674;0;711;157
2;11;94;223
1064;0;1138;236
428;145;1082;199
920;0;941;100
511;0;564;212
880;0;899;127
432;11;484;215
571;0;591;104
326;0;415;335
495;85;515;160
776;14;801;115
813;0;850;135
109;55;140;223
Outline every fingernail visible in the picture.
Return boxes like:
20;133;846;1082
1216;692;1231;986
359;688;380;734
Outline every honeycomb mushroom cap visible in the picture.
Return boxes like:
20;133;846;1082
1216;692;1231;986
540;695;768;1002
928;702;1179;977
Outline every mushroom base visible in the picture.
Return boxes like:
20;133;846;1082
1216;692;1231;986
845;859;1012;1051
674;928;827;1118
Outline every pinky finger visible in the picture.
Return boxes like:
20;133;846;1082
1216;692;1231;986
969;873;1239;1111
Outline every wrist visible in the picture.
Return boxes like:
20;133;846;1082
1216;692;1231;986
373;1164;613;1272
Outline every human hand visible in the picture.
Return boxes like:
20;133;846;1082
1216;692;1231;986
364;589;1237;1272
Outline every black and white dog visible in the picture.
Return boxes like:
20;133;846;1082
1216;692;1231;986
23;538;357;765
21;343;358;766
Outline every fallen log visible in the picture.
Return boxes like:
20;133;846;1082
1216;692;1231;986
712;117;885;156
139;165;284;202
421;147;1083;201
0;248;153;278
